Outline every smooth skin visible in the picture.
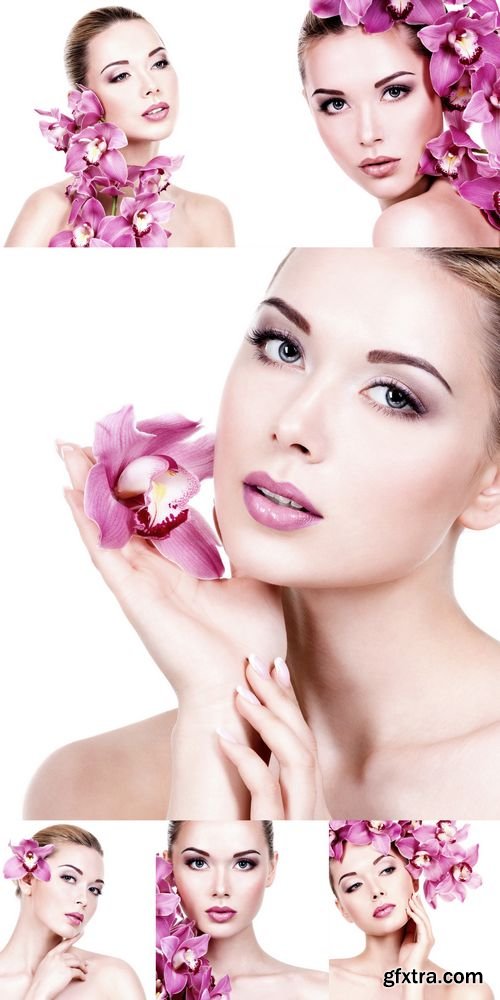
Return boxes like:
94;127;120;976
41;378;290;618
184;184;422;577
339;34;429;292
5;19;234;247
24;248;500;820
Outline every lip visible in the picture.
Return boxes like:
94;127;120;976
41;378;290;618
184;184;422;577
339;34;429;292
205;907;237;923
65;912;84;926
243;471;323;532
359;157;400;178
142;102;169;121
373;903;396;918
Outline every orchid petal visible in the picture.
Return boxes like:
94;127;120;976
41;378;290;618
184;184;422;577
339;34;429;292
84;463;135;547
152;509;224;579
3;857;28;879
116;455;170;497
49;230;74;247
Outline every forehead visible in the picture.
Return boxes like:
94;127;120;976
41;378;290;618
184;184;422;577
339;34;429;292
174;821;266;855
86;18;165;69
48;843;104;880
303;25;425;88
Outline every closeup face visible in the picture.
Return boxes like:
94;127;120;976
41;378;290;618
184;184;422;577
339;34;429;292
331;843;414;934
85;19;178;143
302;26;443;202
26;844;104;939
215;249;496;589
170;822;276;938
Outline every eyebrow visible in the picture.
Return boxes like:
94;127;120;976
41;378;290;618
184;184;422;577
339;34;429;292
338;855;393;885
312;71;415;98
57;865;104;884
101;46;166;74
367;349;452;393
181;848;261;858
260;297;311;335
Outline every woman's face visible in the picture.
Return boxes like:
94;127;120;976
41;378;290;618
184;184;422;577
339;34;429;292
26;844;104;939
331;843;414;934
302;26;443;202
85;19;178;143
170;822;276;938
215;249;496;589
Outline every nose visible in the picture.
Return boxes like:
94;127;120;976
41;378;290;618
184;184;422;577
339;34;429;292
371;885;386;900
211;866;230;898
357;105;383;147
272;383;328;463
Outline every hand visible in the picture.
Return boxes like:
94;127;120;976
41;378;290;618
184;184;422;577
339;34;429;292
60;444;286;708
217;654;330;818
399;893;434;972
27;935;87;999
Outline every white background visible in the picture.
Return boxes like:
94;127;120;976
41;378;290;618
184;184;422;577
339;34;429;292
1;247;500;819
329;821;500;994
0;0;378;246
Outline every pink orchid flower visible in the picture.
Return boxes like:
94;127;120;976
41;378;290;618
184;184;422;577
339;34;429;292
463;63;500;154
418;6;500;96
424;843;482;906
84;405;224;579
419;119;479;181
362;0;445;35
49;197;112;247
68;88;105;128
459;170;500;228
99;193;174;247
128;155;184;196
310;0;373;26
3;839;55;881
36;107;77;152
161;924;210;995
443;69;474;114
65;122;128;184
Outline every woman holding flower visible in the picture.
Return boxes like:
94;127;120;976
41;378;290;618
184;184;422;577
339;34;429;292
5;6;234;248
0;825;145;999
299;1;500;246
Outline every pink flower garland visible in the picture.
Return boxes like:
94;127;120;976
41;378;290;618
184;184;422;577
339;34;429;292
329;820;482;908
156;857;232;1000
309;0;500;228
36;88;183;246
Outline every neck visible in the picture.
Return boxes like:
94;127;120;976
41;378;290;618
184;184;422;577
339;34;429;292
285;540;478;754
123;138;161;166
207;924;266;980
361;926;407;976
378;173;431;211
2;906;61;975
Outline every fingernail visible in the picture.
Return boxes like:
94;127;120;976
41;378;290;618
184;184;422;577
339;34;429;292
216;726;240;744
236;685;261;706
56;441;74;461
248;653;268;678
274;656;291;687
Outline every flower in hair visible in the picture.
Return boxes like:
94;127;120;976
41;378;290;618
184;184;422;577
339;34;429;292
463;63;500;153
84;406;224;579
3;839;55;882
418;5;500;96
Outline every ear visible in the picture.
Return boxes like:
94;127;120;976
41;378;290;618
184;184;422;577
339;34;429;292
18;873;34;897
335;897;354;924
458;464;500;531
265;851;278;888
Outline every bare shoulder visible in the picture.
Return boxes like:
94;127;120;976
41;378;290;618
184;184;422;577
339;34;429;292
373;187;496;248
5;181;70;246
82;952;145;998
24;710;176;819
173;184;235;246
293;967;329;995
447;983;494;999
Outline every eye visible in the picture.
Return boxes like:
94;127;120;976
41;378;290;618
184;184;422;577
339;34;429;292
380;865;396;876
234;858;256;871
60;874;76;883
186;857;208;870
110;71;130;83
319;97;348;114
153;58;169;69
382;84;411;101
362;380;426;418
89;886;103;896
245;328;304;368
345;881;362;894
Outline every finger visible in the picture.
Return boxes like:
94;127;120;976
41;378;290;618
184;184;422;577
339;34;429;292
58;442;93;491
64;487;136;596
234;690;317;818
53;932;83;952
245;656;316;750
217;732;285;818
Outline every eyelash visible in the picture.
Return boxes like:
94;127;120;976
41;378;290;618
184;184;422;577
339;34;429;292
246;327;304;367
319;84;412;115
363;378;426;419
110;58;169;83
185;857;257;872
345;865;396;893
60;874;102;896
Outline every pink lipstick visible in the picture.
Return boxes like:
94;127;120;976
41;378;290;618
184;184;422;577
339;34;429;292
142;102;169;121
359;157;400;178
205;907;237;923
373;904;396;918
65;912;84;926
243;471;322;532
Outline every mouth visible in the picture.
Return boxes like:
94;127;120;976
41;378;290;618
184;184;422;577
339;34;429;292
205;907;237;923
359;157;400;178
242;471;322;532
65;912;84;926
373;903;396;918
142;102;170;121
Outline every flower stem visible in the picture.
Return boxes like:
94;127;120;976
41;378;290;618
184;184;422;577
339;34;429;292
111;196;118;217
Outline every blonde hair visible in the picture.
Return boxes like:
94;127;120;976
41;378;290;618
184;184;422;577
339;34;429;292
65;6;144;86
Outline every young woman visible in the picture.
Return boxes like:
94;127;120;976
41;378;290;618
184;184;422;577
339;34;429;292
298;12;500;248
328;822;493;999
24;247;500;820
0;824;145;999
5;6;234;247
163;820;327;999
